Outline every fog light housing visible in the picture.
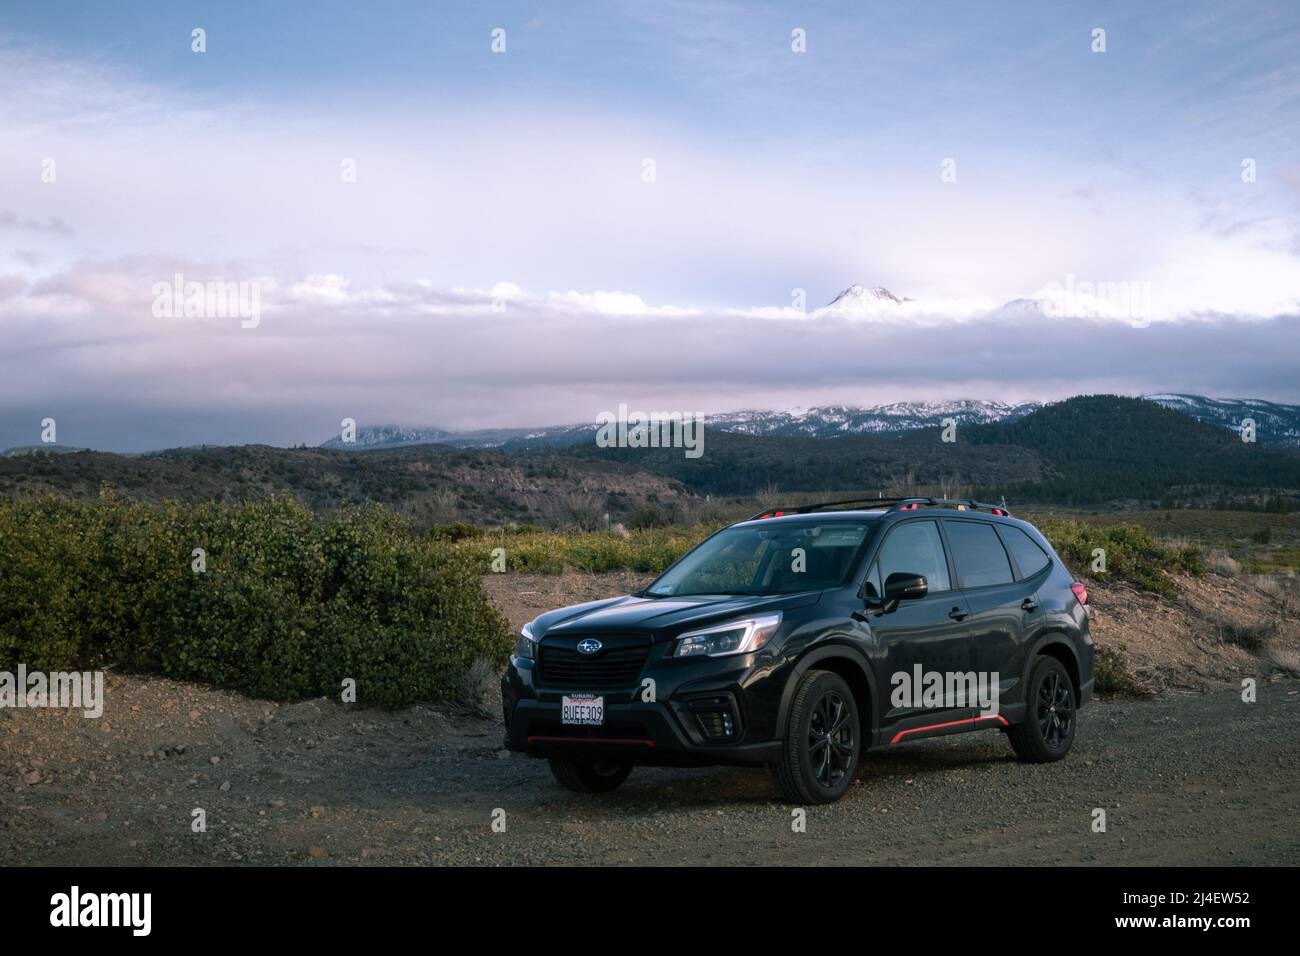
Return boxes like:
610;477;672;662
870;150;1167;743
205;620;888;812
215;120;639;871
687;695;740;741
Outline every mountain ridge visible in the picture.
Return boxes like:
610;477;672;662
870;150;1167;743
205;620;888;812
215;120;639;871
5;396;1298;520
316;394;1300;452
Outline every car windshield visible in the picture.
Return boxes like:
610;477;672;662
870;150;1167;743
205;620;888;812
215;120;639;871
645;520;875;597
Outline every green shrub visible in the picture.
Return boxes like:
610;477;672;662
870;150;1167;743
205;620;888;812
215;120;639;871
0;494;510;707
424;522;485;543
1093;644;1145;696
1034;518;1203;598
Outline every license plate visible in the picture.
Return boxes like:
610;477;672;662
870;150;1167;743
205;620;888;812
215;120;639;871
561;695;604;726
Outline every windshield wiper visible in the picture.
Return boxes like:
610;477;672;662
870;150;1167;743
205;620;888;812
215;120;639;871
660;589;767;597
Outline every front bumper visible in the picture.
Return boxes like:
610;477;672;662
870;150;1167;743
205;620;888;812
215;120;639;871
501;649;785;767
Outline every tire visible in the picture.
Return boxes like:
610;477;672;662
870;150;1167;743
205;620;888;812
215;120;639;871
774;669;861;804
1007;656;1077;763
547;758;634;793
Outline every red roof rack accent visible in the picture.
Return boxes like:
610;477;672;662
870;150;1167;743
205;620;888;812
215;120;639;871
746;497;1012;521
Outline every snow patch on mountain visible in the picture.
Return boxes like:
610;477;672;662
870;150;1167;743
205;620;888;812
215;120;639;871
1143;394;1300;445
318;395;1300;452
704;400;1042;437
814;284;997;322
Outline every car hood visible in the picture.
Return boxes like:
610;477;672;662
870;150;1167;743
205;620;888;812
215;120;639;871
531;590;823;641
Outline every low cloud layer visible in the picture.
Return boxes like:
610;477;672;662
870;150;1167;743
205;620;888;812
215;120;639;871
2;259;1297;452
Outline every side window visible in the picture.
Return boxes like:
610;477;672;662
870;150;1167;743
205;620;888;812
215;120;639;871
876;520;950;593
997;524;1051;578
862;561;882;598
944;520;1014;588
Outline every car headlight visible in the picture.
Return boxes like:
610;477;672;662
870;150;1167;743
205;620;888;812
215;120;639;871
514;622;537;660
673;612;782;658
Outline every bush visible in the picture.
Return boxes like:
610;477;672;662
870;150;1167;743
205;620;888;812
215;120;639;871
1093;644;1145;696
1206;613;1278;652
1034;518;1203;598
424;522;485;543
0;493;511;707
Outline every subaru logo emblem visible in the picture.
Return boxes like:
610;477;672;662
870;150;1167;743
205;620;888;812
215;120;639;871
577;639;602;655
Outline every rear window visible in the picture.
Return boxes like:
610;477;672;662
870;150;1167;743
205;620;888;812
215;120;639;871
997;524;1052;578
944;520;1014;588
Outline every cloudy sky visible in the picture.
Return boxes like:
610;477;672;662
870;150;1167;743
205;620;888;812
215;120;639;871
2;0;1299;451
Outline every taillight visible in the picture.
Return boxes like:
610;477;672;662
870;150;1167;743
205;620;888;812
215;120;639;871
1070;582;1088;606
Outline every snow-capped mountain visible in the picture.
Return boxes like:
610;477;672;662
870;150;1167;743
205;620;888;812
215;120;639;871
703;400;1042;437
1143;394;1300;446
319;401;1043;451
820;285;911;313
321;425;460;450
318;394;1300;452
815;280;1157;324
319;423;591;451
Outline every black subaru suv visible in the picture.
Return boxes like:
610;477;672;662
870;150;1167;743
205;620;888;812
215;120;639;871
502;498;1094;804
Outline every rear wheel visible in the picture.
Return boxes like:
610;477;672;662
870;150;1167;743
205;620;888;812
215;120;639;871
1007;656;1076;762
774;669;861;804
547;758;634;793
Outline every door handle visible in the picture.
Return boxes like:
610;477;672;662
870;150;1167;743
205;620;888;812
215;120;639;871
1021;598;1039;612
948;607;969;621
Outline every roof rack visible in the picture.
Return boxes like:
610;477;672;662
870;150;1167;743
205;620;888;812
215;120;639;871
887;497;1012;516
747;496;913;521
747;496;1011;521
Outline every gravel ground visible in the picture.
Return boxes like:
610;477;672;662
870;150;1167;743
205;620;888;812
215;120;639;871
3;570;1298;866
3;673;1297;866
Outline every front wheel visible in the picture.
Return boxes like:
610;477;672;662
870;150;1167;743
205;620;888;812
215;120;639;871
1007;656;1076;762
773;669;861;804
547;758;634;793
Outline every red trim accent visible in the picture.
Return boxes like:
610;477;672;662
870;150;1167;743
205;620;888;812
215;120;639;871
526;736;655;747
889;713;1008;745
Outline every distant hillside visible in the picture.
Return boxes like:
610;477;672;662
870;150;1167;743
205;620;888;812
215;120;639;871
0;444;695;530
557;427;1049;497
553;397;1300;506
1144;394;1300;446
6;398;1298;525
965;396;1300;504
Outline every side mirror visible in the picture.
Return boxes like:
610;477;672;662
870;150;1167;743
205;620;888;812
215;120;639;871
881;572;928;613
884;572;928;602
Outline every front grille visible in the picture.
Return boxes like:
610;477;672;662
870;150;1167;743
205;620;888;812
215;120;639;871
537;643;649;688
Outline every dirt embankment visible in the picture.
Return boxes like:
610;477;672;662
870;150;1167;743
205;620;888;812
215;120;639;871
1084;571;1300;692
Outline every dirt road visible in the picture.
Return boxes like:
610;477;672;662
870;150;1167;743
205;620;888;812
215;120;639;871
3;669;1298;866
4;569;1299;866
